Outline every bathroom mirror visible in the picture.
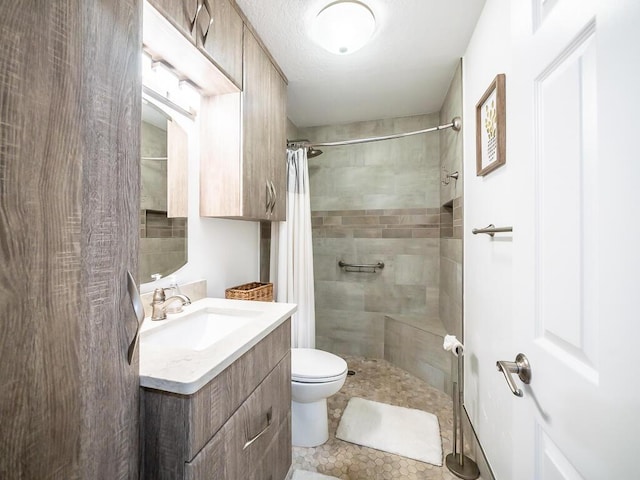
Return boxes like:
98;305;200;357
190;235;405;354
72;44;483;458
139;99;188;282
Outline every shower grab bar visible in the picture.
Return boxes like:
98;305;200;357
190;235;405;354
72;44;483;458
338;261;384;273
472;224;513;237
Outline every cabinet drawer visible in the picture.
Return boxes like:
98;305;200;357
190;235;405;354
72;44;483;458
186;318;290;458
185;353;291;480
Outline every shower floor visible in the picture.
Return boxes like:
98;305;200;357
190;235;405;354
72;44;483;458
292;355;481;480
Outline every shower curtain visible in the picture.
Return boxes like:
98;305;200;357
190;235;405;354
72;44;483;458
270;148;315;348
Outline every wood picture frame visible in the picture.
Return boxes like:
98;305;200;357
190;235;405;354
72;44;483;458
476;73;506;176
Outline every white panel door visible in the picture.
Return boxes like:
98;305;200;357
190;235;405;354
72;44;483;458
509;0;640;478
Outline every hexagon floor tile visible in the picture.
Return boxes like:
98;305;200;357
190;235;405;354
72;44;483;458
292;355;483;480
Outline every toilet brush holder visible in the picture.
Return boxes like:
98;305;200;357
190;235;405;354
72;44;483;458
446;351;480;480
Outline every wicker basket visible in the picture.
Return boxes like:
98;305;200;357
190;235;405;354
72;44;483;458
225;282;273;302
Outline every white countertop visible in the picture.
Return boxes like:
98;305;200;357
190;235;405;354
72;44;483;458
139;297;297;395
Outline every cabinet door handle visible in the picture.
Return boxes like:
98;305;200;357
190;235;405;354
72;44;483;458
265;181;273;214
201;0;214;45
126;271;145;365
269;181;277;214
190;0;203;35
243;407;272;450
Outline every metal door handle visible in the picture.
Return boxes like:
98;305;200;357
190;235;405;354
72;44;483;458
496;353;531;397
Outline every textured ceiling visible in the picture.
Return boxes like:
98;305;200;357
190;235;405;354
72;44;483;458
234;0;486;127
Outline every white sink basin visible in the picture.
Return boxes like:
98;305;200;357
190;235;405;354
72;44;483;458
141;307;260;351
139;297;297;395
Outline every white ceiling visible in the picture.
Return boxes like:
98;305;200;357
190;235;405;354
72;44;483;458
234;0;487;128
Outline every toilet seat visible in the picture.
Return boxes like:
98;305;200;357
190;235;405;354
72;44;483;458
291;348;348;383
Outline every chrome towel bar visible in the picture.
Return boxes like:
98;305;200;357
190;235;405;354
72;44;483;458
472;224;513;237
338;261;384;273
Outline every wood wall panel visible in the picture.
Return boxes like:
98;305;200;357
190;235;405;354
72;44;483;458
167;120;189;218
0;0;141;478
0;2;83;478
199;92;242;217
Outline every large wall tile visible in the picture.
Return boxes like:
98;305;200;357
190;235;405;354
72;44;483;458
314;280;364;311
384;316;452;394
316;309;384;358
395;255;428;285
304;114;440;212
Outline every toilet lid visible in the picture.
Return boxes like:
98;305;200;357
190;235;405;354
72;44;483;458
291;348;348;383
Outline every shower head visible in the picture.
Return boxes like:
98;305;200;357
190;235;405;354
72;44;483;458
288;139;324;158
307;147;323;158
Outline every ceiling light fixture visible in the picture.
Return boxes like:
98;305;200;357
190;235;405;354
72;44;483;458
311;1;376;55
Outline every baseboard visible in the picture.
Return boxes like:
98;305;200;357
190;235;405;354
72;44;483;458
461;405;496;480
284;465;294;480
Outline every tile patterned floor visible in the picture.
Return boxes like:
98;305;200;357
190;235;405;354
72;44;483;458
293;355;478;480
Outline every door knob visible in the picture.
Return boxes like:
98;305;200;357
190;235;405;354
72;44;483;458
496;353;531;397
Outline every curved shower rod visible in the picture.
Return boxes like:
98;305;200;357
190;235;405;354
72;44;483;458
287;117;461;149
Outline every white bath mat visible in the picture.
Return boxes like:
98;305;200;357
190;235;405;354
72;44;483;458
291;470;340;480
335;397;443;466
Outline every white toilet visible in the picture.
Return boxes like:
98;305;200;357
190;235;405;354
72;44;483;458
291;348;348;447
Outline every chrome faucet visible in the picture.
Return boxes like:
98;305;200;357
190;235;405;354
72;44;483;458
150;287;191;321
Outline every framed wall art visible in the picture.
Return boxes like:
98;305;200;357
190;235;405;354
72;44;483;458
476;73;506;176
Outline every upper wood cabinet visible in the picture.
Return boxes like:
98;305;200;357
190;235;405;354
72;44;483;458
269;64;287;221
200;27;287;221
197;0;243;88
147;0;243;87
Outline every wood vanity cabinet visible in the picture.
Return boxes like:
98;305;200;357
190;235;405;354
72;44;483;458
140;319;292;480
200;27;287;221
147;0;243;87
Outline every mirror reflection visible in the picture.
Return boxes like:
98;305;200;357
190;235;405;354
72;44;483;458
139;99;188;281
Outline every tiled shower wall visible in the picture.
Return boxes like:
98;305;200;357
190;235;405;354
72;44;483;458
300;114;452;391
439;62;464;341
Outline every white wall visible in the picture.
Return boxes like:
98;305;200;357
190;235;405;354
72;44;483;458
140;98;260;297
462;0;514;478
